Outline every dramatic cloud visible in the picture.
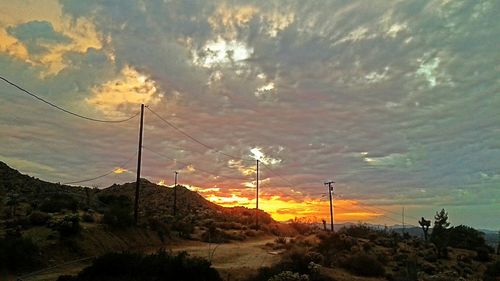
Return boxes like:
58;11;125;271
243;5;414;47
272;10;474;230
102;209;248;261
1;0;499;228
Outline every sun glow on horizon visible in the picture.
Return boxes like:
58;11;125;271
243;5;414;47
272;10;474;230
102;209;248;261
198;189;382;222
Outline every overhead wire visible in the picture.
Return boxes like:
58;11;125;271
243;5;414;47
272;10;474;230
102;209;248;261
146;106;254;162
63;152;137;185
0;75;140;123
147;106;301;192
2;77;421;226
142;145;250;181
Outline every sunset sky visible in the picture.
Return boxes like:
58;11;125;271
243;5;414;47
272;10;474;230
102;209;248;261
0;0;499;229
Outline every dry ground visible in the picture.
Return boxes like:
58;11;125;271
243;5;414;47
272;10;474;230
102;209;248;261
15;236;279;281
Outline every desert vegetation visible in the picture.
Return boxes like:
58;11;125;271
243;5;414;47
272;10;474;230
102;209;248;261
1;162;499;281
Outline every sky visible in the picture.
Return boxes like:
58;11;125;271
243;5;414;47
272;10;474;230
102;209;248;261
0;0;499;229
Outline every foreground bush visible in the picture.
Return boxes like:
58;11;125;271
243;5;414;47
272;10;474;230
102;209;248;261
39;193;78;213
0;237;40;273
269;271;310;281
29;211;51;225
246;247;332;281
316;232;355;266
49;214;81;237
448;225;488;250
57;251;222;281
101;195;133;228
340;253;385;277
484;261;500;281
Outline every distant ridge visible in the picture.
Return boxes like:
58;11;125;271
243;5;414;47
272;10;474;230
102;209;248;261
0;161;273;223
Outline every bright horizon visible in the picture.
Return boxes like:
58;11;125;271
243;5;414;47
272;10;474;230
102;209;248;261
1;0;499;230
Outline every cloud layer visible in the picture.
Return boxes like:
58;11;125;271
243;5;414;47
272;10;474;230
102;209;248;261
0;0;499;228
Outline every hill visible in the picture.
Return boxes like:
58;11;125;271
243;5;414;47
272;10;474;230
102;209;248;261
97;178;274;225
0;161;273;225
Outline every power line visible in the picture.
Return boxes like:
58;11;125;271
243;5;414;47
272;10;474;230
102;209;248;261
146;106;254;162
142;146;250;181
0;75;139;123
354;201;420;221
147;106;302;193
259;162;296;188
63;152;137;185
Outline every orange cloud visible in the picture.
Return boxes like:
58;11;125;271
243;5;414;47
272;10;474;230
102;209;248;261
196;187;381;222
86;66;163;116
208;4;259;40
0;0;102;76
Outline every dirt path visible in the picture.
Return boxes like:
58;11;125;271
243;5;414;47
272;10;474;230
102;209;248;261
169;236;278;269
19;237;279;281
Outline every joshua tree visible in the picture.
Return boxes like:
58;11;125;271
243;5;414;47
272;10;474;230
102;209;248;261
418;217;431;241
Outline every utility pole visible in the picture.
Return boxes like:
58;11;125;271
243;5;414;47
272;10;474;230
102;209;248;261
255;159;259;227
173;171;178;216
402;206;405;235
324;181;335;232
134;104;145;225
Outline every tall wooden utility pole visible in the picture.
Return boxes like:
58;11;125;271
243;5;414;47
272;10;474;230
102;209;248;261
402;207;405;235
173;171;178;216
255;159;259;227
324;181;335;232
134;104;145;224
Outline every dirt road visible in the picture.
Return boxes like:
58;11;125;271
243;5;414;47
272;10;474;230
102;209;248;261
20;237;280;281
170;236;279;269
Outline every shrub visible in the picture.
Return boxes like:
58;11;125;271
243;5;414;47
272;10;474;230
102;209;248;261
49;214;81;237
0;237;40;273
289;218;312;235
448;225;487;250
29;211;50;225
485;261;500;281
340;253;385;277
275;237;287;244
81;213;95;223
40;194;78;213
316;233;356;265
268;271;310;281
58;251;222;281
102;196;133;228
339;224;374;239
246;248;331;281
202;223;229;243
475;246;491;262
172;217;195;238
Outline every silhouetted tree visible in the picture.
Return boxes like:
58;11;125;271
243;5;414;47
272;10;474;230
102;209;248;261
430;209;449;258
497;231;500;255
5;193;20;217
418;217;431;241
447;225;487;250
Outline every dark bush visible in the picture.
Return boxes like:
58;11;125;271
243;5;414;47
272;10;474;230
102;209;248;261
484;261;500;281
40;193;78;213
448;225;487;250
81;213;95;223
475;246;491;262
29;211;50;225
102;196;133;228
246;247;332;281
289;218;313;235
339;224;375;239
57;251;222;281
172;217;195;238
202;223;229;243
340;253;385;277
316;232;356;265
50;214;81;237
0;237;40;273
